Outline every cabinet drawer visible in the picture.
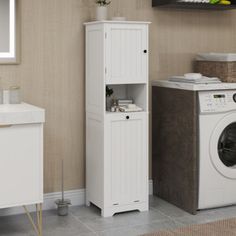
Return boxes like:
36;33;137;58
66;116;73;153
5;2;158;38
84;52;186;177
105;112;147;122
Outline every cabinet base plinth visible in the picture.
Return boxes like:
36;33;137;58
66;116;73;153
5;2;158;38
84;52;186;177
88;201;149;217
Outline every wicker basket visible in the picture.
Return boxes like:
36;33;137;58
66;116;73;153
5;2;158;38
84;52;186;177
195;60;236;83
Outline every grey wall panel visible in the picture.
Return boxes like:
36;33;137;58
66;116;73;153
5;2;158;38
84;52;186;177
152;86;199;214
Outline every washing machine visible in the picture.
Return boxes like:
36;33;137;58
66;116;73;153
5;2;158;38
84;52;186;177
199;90;236;209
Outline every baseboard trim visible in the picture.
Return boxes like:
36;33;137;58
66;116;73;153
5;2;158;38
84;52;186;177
0;189;85;217
0;180;153;217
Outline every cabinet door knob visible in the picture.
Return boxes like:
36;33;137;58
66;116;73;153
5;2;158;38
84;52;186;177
143;50;147;53
126;116;130;120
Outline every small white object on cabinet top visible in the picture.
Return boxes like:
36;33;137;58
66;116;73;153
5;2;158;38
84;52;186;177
0;103;45;125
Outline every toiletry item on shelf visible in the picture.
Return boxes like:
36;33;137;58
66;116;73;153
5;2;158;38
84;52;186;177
119;104;143;112
117;99;133;106
108;99;119;112
106;86;114;111
109;98;142;112
9;86;21;104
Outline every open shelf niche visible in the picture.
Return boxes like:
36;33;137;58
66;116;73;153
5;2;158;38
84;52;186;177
106;84;148;113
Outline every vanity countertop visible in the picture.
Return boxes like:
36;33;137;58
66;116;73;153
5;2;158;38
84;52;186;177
0;103;45;125
152;80;236;91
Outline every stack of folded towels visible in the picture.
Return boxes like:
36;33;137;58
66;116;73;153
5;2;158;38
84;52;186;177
169;73;221;84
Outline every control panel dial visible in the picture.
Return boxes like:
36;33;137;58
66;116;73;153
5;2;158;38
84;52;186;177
233;94;236;103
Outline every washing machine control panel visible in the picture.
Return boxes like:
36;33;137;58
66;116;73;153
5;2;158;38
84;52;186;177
199;90;236;113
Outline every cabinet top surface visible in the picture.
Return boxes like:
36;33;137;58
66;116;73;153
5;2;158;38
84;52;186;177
0;103;44;113
84;20;151;25
152;80;236;91
0;103;45;125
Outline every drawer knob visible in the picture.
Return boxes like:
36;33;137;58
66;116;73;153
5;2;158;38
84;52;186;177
126;116;130;120
143;50;147;53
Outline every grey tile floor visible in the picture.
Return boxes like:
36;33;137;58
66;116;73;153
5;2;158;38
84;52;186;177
1;196;236;236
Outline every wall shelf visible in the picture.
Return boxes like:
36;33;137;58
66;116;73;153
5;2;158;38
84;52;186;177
152;0;236;10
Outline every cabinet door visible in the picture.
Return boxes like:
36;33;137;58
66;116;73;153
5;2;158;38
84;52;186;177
105;24;148;84
0;124;43;209
105;113;148;207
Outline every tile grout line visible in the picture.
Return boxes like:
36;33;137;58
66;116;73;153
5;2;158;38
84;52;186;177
69;205;172;235
93;215;187;235
69;212;98;235
70;209;171;235
151;206;225;228
75;214;173;233
150;206;186;227
89;218;171;235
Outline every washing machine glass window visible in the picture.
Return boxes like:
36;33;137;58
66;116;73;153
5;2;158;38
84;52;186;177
218;122;236;168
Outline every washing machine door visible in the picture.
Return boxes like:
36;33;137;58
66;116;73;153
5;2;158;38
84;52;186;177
210;113;236;179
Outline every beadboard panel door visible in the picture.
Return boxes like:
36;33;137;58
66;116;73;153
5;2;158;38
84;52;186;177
105;24;148;85
105;113;148;207
0;124;43;209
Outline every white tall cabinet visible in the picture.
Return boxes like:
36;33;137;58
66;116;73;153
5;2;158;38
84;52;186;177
85;21;150;217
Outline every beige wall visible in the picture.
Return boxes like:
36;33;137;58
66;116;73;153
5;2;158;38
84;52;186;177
0;0;236;193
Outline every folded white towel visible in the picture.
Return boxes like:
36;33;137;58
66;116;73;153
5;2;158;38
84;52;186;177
169;75;221;84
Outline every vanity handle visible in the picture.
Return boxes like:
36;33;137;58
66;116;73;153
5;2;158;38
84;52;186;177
143;50;147;54
0;124;12;128
126;116;130;120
